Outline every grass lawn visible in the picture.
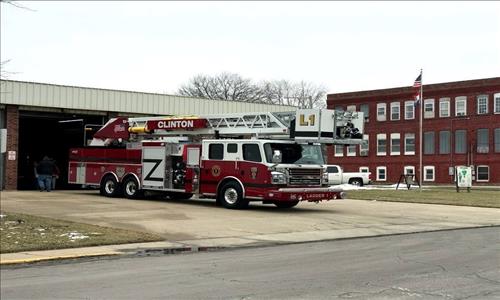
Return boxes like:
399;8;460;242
0;212;164;254
347;188;500;208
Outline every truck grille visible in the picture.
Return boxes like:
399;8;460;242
288;168;322;186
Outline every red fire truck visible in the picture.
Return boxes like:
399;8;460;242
68;109;364;209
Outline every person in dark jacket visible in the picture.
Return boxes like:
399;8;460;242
35;156;56;192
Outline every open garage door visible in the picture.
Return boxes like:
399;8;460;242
17;111;104;190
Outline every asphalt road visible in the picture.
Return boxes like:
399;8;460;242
2;227;500;300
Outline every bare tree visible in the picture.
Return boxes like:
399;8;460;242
178;72;263;102
0;0;36;11
259;79;327;108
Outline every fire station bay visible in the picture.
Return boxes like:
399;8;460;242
1;77;499;190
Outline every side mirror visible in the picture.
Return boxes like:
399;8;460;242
272;150;282;163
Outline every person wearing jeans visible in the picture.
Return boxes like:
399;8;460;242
35;156;56;192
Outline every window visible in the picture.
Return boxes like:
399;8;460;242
390;133;400;155
390;102;400;120
439;98;450;117
376;103;386;121
359;167;369;173
477;95;488;115
227;143;238;153
347;145;356;156
404;166;415;176
404;133;415;155
424;131;435;154
455;96;467;116
476;165;489;182
477;129;489;153
405;101;415;120
242;144;262;162
376;166;387;181
377;134;387;155
424;99;435;118
360;104;369;122
495;128;500;152
439;131;450;154
346;105;356;112
334;106;345;112
495;93;500;113
327;166;339;173
424;166;435;181
359;134;369;156
334;145;344;157
455;130;467;154
209;144;224;159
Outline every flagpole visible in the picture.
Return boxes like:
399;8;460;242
419;69;423;191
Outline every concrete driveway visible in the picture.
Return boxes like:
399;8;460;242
1;190;499;248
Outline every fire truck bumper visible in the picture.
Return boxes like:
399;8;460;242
269;187;345;202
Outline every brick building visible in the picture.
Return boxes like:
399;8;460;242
327;77;500;185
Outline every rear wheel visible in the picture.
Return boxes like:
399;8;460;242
123;177;143;199
100;175;120;197
273;201;299;209
218;181;248;209
349;178;363;186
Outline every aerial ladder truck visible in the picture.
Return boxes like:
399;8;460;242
68;108;364;209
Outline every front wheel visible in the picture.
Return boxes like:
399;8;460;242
273;201;299;209
218;182;248;209
122;177;143;199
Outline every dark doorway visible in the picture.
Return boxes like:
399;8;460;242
17;111;104;190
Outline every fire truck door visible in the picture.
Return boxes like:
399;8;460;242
186;146;200;194
142;144;167;189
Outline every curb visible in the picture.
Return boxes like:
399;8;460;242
0;252;120;265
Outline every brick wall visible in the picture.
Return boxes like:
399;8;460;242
5;105;18;190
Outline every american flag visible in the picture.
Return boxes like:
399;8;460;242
413;74;422;88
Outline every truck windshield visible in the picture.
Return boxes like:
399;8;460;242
264;143;325;165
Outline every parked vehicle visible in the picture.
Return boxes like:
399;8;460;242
325;165;371;186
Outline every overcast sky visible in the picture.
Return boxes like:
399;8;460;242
1;1;499;95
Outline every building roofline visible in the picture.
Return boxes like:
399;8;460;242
328;77;500;100
0;79;296;109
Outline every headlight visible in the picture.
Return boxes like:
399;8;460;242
322;171;329;184
271;171;287;184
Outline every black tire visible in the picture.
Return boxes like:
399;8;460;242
349;178;363;186
100;175;120;197
273;201;299;209
122;176;143;199
218;181;248;209
166;192;193;200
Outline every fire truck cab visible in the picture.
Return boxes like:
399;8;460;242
69;109;365;209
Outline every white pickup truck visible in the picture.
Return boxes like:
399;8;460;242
325;165;371;186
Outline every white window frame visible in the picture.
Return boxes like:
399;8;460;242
404;166;415;176
404;101;415;120
424;98;435;119
477;95;488;115
359;166;369;173
376;166;387;181
347;144;356;156
404;133;415;155
439;98;450;118
423;166;435;182
377;133;387;156
455;96;467;116
334;145;344;157
390;133;401;155
476;165;489;182
359;134;369;156
376;103;387;121
390;102;400;121
494;93;500;114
